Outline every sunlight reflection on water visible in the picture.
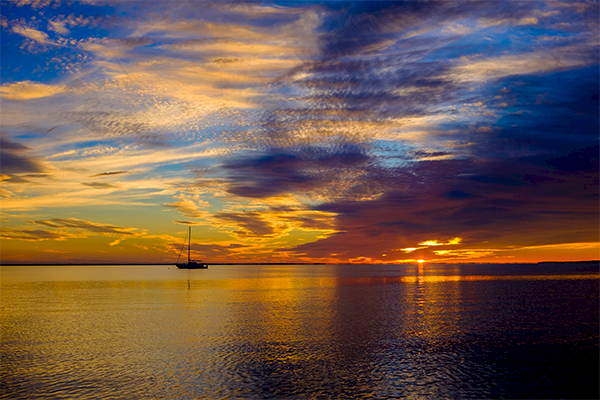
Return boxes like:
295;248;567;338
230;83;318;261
1;263;598;399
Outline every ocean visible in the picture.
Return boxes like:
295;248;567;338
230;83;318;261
1;263;598;399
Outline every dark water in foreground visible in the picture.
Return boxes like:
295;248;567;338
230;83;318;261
1;263;598;399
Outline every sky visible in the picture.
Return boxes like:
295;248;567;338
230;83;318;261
1;0;598;264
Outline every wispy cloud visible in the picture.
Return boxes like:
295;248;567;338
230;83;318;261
90;171;129;177
81;182;120;189
1;228;75;241
0;81;66;100
12;24;52;45
33;218;139;235
450;45;596;83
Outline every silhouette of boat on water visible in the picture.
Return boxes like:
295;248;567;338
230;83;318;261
176;227;208;269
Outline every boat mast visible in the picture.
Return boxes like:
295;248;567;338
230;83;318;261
188;227;191;262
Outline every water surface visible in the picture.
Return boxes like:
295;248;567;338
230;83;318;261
2;263;598;399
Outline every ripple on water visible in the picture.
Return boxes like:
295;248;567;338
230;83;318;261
1;265;598;399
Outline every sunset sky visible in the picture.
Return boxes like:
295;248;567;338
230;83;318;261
1;0;598;264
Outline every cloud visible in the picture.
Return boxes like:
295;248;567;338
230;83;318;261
222;145;374;201
189;202;339;242
450;46;596;83
164;194;209;219
33;220;61;228
33;218;139;235
186;242;253;260
213;210;275;238
7;0;53;8
418;237;462;246
441;22;478;36
48;19;70;35
1;228;74;241
0;187;158;211
279;211;338;232
0;81;66;100
0;140;225;212
3;217;147;247
0;136;49;182
79;37;154;59
90;171;129;177
517;242;600;251
12;25;51;44
431;249;497;259
174;220;203;225
60;9;322;117
517;17;539;25
219;3;309;18
0;189;16;198
81;182;120;189
284;146;598;262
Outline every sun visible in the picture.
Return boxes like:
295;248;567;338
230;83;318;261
418;259;425;264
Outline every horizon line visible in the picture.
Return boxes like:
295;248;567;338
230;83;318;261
2;260;598;266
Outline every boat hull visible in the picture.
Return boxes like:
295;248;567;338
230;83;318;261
176;262;208;269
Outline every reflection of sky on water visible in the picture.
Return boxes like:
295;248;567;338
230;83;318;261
1;264;598;398
199;264;597;398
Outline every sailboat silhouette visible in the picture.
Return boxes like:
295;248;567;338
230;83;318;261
176;227;208;269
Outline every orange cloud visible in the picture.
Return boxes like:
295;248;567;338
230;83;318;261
0;81;66;100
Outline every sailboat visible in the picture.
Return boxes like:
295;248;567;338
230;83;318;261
176;227;208;269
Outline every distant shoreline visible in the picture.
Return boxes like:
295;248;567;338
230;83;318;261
1;260;598;266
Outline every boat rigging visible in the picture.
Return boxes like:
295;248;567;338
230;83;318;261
175;227;208;269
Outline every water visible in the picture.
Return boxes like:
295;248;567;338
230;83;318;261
1;263;598;399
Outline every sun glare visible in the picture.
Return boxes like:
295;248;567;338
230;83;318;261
418;259;424;263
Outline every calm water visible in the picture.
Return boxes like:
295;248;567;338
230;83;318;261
1;263;598;399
